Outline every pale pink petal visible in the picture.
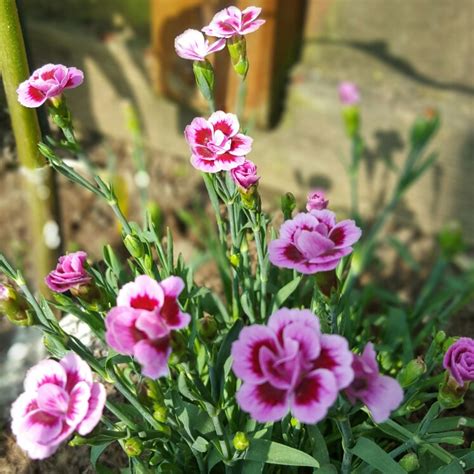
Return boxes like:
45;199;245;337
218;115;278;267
236;382;289;422
231;325;278;384
282;322;321;362
19;410;63;444
206;37;227;54
37;384;69;417
158;277;191;329
279;213;319;240
310;209;337;229
117;274;164;310
364;375;404;423
16;438;58;460
17;81;47;107
11;392;39;437
241;6;262;24
66;381;91;427
60;352;93;391
312;335;354;389
295;230;335;259
268;308;320;339
291;369;338;424
329;220;362;248
214;153;245;171
240;19;266;35
65;67;84;88
268;240;305;269
259;346;298;389
190;154;222;173
135;311;169;339
209;111;240;137
24;360;67;392
133;338;171;379
105;307;141;354
76;382;106;436
175;29;207;61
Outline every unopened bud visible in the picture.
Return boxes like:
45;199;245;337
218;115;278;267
0;284;35;326
410;109;440;149
198;315;218;342
193;60;215;103
442;337;457;353
153;404;168;423
280;192;296;220
397;357;427;388
435;330;447;345
438;373;467;409
124;438;143;457
290;417;301;428
239;185;260;211
124;234;145;259
399;452;420;472
229;253;240;269
70;282;102;309
233;432;249;451
227;36;249;78
342;106;360;138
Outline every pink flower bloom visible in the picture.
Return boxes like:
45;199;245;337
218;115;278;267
45;251;91;293
10;353;106;460
17;64;84;108
230;159;260;190
306;189;329;212
185;111;252;172
175;29;226;61
443;337;474;386
339;81;360;106
202;6;265;38
269;210;361;274
105;275;190;379
345;343;403;423
232;308;353;424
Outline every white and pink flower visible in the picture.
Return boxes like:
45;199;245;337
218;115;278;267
105;275;190;379
185;111;252;173
202;6;265;38
269;210;361;274
175;29;226;61
232;308;354;424
10;353;106;460
17;64;84;108
345;343;404;423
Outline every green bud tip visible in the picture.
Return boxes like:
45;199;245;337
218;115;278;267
198;315;218;342
233;432;249;451
124;438;143;457
399;452;420;472
153;405;168;423
397;357;427;388
124;234;145;259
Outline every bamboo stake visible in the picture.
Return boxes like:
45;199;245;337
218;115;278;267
0;0;60;294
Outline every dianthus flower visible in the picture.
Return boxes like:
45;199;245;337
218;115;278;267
17;64;83;108
345;343;403;423
105;275;190;378
202;6;265;38
339;81;360;106
174;29;226;61
45;251;91;293
443;337;474;386
185;111;252;172
230;159;260;191
269;210;361;274
306;189;329;212
232;308;353;423
10;353;106;459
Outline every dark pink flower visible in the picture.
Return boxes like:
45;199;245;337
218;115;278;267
306;189;329;211
232;308;353;423
230;159;260;190
185;111;252;172
10;353;106;460
105;275;190;379
202;6;265;38
45;251;91;293
345;343;403;423
339;81;360;106
17;64;84;108
443;337;474;386
269;210;361;274
175;29;226;61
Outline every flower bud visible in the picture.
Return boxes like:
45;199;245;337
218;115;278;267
227;35;249;78
124;234;145;259
438;373;466;409
410;108;440;149
290;417;301;428
124;438;143;457
233;432;249;451
198;315;218;343
342;106;360;138
193;60;215;103
442;337;457;353
280;192;296;220
399;452;420;472
397;357;427;388
0;284;35;326
70;281;102;308
229;253;240;269
435;330;447;345
153;404;168;423
239;185;260;211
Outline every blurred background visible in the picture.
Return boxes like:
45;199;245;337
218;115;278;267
0;0;473;471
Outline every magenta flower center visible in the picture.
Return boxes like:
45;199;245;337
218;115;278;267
130;294;159;311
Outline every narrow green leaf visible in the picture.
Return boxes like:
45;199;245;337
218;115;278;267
90;443;112;469
351;437;405;473
270;276;302;312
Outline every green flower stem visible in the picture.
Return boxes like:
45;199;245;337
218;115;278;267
211;413;231;462
0;0;60;293
336;417;354;474
235;77;247;119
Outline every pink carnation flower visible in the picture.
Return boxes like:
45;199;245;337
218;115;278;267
105;275;190;379
232;308;353;423
10;353;106;460
306;189;329;211
443;337;474;386
345;343;403;423
230;159;260;190
17;63;84;108
339;81;360;106
175;29;226;61
45;251;91;293
185;111;252;173
269;210;361;274
202;6;265;38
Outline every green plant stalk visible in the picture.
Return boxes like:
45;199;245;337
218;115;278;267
336;417;354;474
0;0;59;293
349;136;361;221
